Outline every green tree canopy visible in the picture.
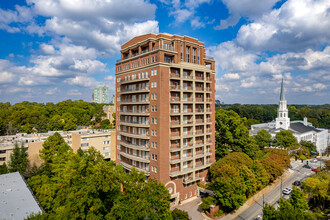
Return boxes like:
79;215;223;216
274;130;298;148
254;129;272;149
8;142;28;174
215;109;261;159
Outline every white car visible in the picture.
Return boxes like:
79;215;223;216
282;187;292;195
311;158;318;163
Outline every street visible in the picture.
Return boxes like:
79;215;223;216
233;159;321;220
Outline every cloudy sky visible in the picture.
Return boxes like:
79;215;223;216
0;0;329;104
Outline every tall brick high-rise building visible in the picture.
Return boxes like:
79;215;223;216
115;33;215;204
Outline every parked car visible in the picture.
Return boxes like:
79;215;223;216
311;158;318;163
311;168;317;172
293;180;301;186
303;164;313;169
283;187;293;195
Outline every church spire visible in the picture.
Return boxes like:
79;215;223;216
280;78;285;101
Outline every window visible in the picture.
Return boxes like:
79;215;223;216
198;49;200;64
154;70;157;76
154;142;157;148
81;143;89;147
103;152;110;156
117;78;121;82
154;166;157;173
81;137;89;141
155;154;157;161
103;147;110;150
103;141;110;144
117;135;121;140
117;144;121;150
186;46;190;62
180;45;183;60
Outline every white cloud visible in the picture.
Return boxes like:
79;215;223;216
313;83;326;90
0;71;15;84
45;88;58;95
236;0;330;51
223;73;240;80
64;76;99;87
215;0;279;30
191;17;205;29
67;89;82;96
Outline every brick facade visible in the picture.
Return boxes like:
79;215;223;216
115;33;215;205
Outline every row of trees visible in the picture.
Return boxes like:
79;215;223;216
0;133;189;219
215;109;300;161
206;149;290;212
218;104;330;128
0;100;108;135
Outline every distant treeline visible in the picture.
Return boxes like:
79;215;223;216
0;100;109;135
216;104;330;128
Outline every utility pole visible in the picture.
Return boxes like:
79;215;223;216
280;175;283;198
263;194;265;208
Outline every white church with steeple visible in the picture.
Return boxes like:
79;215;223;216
250;79;329;153
275;79;290;130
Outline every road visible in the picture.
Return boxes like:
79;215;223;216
234;159;316;220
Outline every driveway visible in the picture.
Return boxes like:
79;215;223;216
172;197;209;220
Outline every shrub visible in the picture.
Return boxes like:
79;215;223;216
171;208;189;220
200;196;217;211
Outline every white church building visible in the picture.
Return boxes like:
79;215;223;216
250;79;329;153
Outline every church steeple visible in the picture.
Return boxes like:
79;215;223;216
275;79;290;130
280;78;285;101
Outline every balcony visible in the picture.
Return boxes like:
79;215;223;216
170;74;180;79
120;76;150;84
182;121;193;125
195;98;204;102
182;86;193;91
170;110;180;114
195;119;204;124
206;77;211;81
119;110;150;115
195;87;203;91
120;141;150;151
195;75;204;81
120;121;149;127
206;108;212;112
120;151;150;163
119;161;150;176
120;99;149;104
206;98;212;102
120;131;150;139
182;109;193;113
170;145;181;152
182;75;193;80
120;87;149;94
195;131;204;135
170;97;180;102
170;121;180;127
170;85;180;90
182;98;193;102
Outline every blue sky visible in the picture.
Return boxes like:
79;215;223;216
0;0;329;104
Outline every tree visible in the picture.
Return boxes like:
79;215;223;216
171;208;189;220
109;171;171;219
302;171;329;211
215;109;261;160
300;140;316;153
100;119;111;129
200;196;217;211
289;187;309;211
274;130;298;148
254;130;272;149
211;164;247;212
0;163;9;174
8;142;28;174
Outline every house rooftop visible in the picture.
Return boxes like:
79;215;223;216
0;172;42;219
